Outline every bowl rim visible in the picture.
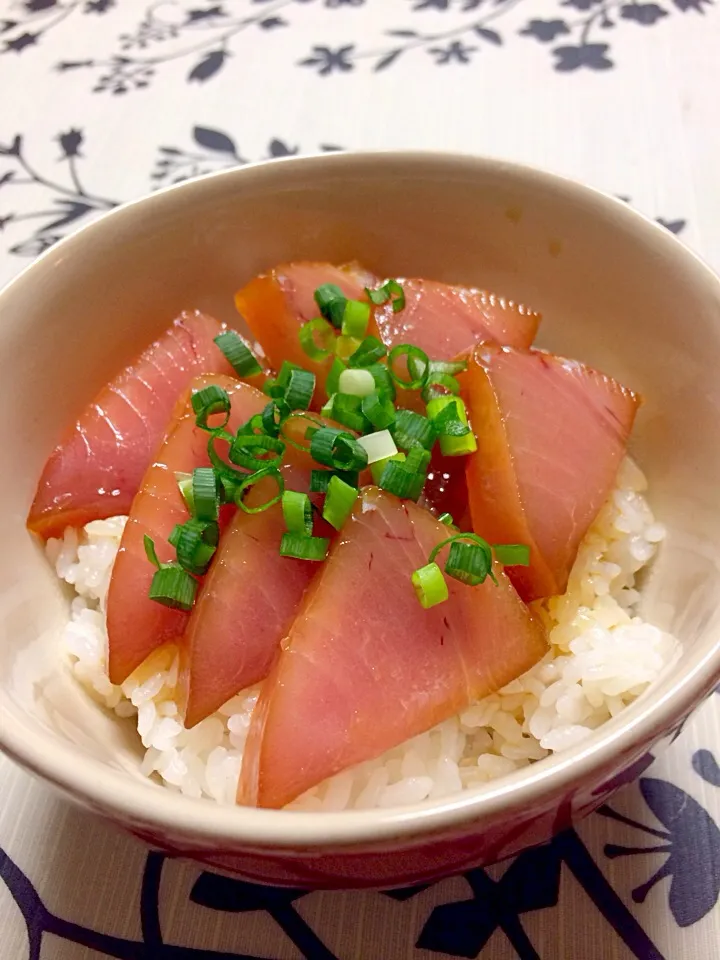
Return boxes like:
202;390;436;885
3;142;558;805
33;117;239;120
2;149;720;849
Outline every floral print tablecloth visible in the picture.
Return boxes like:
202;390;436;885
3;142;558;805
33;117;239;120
1;2;719;958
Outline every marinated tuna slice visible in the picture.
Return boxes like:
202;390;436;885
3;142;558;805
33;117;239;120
234;261;378;404
106;375;267;685
375;279;540;360
26;312;256;538
464;344;641;602
179;462;320;728
239;487;547;809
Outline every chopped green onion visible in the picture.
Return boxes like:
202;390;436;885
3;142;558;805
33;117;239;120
347;335;387;369
411;562;449;609
144;534;161;569
366;362;396;401
370;451;405;485
338;367;376;397
493;544;530;567
310;426;369;472
322;475;359;530
264;360;305;400
387;344;430;390
214;330;262;378
176;473;194;515
229;433;285;472
280;533;330;561
299;317;337;362
236;413;266;438
427;395;476;457
314;283;347;328
173;518;219;576
191;467;220;522
377;455;426;501
149;566;197;611
341;300;371;339
284;368;316;411
234;465;285;514
404;445;432;474
309;468;359;493
192;384;231;431
365;279;405;312
280;411;325;453
422;372;461;403
282;490;313;536
361;392;395;429
207;430;248;486
322;393;368;433
438;512;454;526
428;533;498;587
326;356;346;396
390;408;437;452
261;400;289;438
336;334;362;361
429;358;468;377
356;429;398;465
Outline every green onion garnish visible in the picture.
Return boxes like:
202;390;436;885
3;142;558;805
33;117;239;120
309;468;359;493
326;356;347;396
314;283;347;328
280;411;325;453
144;534;162;569
310;426;369;472
172;518;219;576
280;532;330;561
176;472;194;514
234;465;285;514
214;330;262;378
494;544;531;567
192;384;231;431
387;344;430;390
282;490;313;536
427;533;498;588
298;317;337;362
411;562;449;609
148;565;198;611
366;362;396;401
341;300;371;339
390;408;437;452
361;392;396;430
322;475;359;530
335;335;362;362
190;467;220;522
438;512;454;526
347;335;387;369
365;279;405;312
229;433;285;472
338;367;376;397
261;400;289;438
422;372;461;403
207;430;249;487
426;395;476;457
377;448;428;501
284;368;316;411
322;393;368;433
428;358;468;377
356;429;398;465
370;451;405;485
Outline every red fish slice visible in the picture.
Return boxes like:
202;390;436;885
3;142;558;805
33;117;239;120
464;344;641;602
374;279;540;359
27;312;266;538
106;375;267;686
238;487;547;809
234;261;378;405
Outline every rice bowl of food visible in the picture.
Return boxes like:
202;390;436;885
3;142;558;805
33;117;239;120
1;152;718;888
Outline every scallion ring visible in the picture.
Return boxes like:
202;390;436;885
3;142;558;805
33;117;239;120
234;465;285;514
387;344;430;390
228;433;285;472
299;317;337;362
214;330;262;378
310;426;369;472
192;384;231;431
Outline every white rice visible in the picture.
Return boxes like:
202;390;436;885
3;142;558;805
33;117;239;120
48;458;678;810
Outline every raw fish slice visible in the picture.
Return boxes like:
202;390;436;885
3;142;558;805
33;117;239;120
235;261;378;404
27;312;266;538
239;487;547;809
107;375;267;685
180;462;321;728
375;279;540;360
464;344;641;602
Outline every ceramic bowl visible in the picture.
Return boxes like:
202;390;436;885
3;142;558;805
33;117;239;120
1;153;719;889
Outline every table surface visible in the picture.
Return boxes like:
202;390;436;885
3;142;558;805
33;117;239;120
1;2;719;958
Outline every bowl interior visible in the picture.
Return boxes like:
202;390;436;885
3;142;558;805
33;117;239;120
1;153;719;841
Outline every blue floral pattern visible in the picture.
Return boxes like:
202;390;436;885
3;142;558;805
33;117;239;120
0;0;715;86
